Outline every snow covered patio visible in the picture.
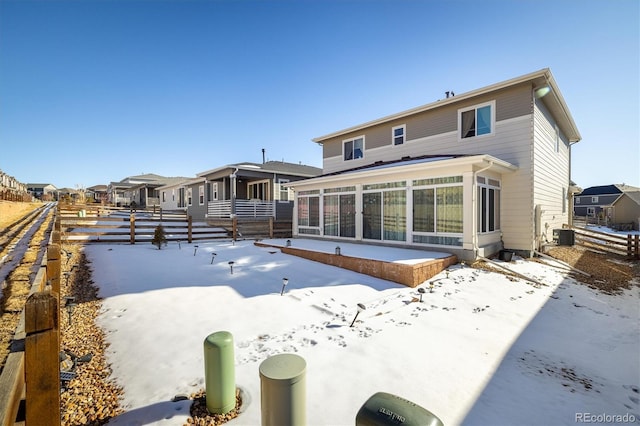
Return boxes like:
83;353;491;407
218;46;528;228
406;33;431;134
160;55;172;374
255;238;458;287
83;238;639;425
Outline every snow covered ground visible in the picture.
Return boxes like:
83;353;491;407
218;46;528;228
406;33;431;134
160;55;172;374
82;238;640;425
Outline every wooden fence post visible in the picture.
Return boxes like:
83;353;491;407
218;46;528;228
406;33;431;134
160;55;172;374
188;215;193;243
269;217;274;239
130;214;135;244
47;244;61;295
25;291;60;425
232;217;238;241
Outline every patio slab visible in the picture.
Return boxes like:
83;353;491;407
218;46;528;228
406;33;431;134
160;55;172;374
255;238;458;287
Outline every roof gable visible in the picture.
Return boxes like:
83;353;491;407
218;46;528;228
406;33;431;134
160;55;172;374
313;68;581;144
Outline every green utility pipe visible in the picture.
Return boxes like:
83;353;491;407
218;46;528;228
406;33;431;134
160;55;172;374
203;331;236;414
259;353;307;426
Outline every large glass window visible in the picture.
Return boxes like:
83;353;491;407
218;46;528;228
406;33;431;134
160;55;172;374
298;195;320;227
323;193;355;237
383;190;406;240
363;193;382;240
343;137;364;161
412;177;463;245
437;187;463;232
460;102;494;139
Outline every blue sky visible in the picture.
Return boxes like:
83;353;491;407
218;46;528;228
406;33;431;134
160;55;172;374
1;0;638;190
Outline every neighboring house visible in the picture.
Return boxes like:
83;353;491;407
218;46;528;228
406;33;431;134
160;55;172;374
1;170;29;201
129;176;190;209
287;68;581;260
574;184;640;230
86;185;109;203
158;178;192;211
187;161;322;222
107;173;168;206
27;183;58;201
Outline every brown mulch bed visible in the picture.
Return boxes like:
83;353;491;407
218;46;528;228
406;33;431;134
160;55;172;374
543;246;639;294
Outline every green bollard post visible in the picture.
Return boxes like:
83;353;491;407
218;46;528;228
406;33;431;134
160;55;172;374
259;353;306;426
203;331;236;414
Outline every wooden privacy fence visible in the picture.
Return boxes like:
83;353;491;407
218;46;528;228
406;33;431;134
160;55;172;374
59;205;227;244
59;205;292;243
0;220;61;425
564;224;640;259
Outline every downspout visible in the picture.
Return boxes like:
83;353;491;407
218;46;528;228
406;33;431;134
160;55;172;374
472;160;494;258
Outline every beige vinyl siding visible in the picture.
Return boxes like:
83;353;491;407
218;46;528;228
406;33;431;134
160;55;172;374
322;83;532;161
532;98;571;248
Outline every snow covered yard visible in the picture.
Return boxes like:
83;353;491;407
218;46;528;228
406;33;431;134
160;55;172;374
82;239;640;425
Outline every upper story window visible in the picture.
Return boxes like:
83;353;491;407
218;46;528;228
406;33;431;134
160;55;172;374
459;101;495;140
575;197;580;204
591;196;599;203
343;136;364;161
199;185;204;205
392;125;405;145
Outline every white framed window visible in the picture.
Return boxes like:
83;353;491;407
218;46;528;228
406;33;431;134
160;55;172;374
198;185;204;205
477;176;501;233
208;182;218;201
459;101;495;140
591;196;599;203
392;125;405;146
187;188;193;206
587;207;595;216
248;180;270;200
162;191;166;202
276;178;291;202
575;197;580;204
343;136;364;161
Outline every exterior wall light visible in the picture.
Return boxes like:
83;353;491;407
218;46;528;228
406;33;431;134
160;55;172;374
534;85;551;99
281;278;289;296
350;303;366;327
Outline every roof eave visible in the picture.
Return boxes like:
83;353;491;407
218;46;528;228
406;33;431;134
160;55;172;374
312;68;581;144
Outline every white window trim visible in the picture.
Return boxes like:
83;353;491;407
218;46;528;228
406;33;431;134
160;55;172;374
591;196;599;203
457;100;496;141
342;135;365;162
198;185;204;206
392;124;406;146
277;178;291;203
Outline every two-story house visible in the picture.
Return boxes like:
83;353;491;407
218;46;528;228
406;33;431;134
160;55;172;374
574;184;640;230
288;69;581;261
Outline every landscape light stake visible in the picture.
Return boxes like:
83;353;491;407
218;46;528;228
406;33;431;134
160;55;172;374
211;253;217;264
228;261;234;274
178;240;181;249
418;287;426;302
63;271;71;286
286;239;291;247
350;303;366;327
194;245;199;256
445;270;450;279
66;251;73;265
65;301;77;326
335;246;341;256
280;278;288;296
429;281;435;293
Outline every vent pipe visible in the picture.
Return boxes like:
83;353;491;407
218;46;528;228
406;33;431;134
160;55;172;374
262;148;266;164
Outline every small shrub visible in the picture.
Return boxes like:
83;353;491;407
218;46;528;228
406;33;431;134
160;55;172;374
152;224;167;249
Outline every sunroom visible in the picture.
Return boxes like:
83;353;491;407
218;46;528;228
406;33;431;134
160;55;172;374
288;154;517;261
